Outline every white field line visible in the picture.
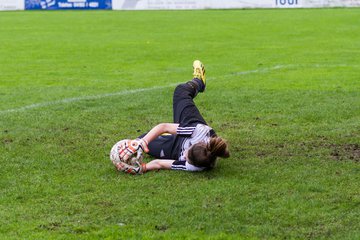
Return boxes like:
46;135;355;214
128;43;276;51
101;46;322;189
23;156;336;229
0;84;179;115
0;63;357;115
221;63;358;77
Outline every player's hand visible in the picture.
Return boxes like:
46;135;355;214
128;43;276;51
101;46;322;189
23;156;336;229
119;138;149;161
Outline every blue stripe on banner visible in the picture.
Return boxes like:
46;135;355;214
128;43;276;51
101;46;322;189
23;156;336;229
25;0;112;10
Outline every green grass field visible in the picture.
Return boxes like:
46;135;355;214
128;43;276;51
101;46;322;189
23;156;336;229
0;8;360;239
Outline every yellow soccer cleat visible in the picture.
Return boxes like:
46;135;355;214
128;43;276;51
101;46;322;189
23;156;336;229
193;60;206;86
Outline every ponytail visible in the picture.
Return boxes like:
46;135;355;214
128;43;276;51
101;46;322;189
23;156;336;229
207;137;230;159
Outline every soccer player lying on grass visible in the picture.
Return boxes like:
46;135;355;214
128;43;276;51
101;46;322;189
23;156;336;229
110;60;230;175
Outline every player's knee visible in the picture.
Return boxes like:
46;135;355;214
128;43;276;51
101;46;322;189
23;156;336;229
174;83;187;95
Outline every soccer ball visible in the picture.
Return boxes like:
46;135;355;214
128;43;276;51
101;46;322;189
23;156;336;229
110;139;143;165
110;140;127;163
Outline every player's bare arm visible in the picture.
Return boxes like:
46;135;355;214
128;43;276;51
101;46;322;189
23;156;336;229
119;123;179;161
145;159;174;171
142;123;178;144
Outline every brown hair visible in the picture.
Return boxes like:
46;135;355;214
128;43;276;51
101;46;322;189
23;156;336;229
187;137;230;169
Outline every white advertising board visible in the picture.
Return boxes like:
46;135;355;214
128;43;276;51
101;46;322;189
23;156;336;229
0;0;24;10
1;0;359;10
112;0;360;10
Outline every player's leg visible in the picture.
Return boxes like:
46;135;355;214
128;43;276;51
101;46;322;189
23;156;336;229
173;60;207;126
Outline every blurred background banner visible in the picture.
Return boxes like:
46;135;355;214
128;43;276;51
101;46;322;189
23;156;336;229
0;0;24;10
24;0;112;10
112;0;360;10
1;0;359;11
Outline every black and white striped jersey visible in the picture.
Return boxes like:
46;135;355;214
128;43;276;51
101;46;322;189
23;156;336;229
145;123;216;171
